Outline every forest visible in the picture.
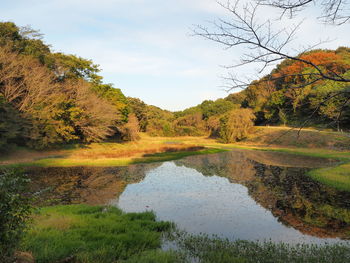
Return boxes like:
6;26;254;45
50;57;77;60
1;21;350;151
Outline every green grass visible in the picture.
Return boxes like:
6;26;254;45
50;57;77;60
124;250;184;263
5;139;350;191
203;143;350;192
171;232;350;263
309;163;350;192
23;205;350;263
22;205;174;263
240;147;350;192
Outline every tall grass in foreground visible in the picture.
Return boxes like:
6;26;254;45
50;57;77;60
22;205;175;263
23;204;350;263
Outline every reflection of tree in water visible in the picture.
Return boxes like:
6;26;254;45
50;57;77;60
251;164;350;239
175;150;350;239
175;151;256;183
27;164;161;206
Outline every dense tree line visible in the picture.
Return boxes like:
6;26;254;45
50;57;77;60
131;48;350;142
1;22;349;149
127;95;255;143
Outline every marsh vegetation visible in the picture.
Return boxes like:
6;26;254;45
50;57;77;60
7;149;349;262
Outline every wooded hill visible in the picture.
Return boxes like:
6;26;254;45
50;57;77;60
0;22;134;150
145;48;350;140
1;22;350;150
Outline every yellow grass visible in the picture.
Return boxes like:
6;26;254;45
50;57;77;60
32;214;77;231
0;134;221;167
1;128;350;167
1;127;350;191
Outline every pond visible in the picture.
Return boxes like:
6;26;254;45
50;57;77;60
27;149;350;244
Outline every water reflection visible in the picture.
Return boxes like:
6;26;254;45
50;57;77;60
174;151;350;240
27;164;160;205
27;149;350;244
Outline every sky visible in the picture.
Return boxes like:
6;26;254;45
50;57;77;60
0;0;349;111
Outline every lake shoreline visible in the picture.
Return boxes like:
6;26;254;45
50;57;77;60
23;203;350;263
2;127;350;191
5;128;350;262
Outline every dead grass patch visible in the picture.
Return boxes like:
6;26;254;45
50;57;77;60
32;214;76;230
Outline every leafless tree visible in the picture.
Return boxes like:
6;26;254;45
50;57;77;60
68;79;118;142
120;113;140;141
194;1;350;90
194;0;350;131
0;45;61;112
258;0;350;25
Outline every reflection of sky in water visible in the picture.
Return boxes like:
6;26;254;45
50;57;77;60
116;162;347;245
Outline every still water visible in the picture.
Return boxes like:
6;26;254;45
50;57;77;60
28;149;350;244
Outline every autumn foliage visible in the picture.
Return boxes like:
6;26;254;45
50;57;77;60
1;21;350;151
235;49;350;129
0;22;134;150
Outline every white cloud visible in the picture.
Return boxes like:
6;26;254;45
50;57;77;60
1;0;349;111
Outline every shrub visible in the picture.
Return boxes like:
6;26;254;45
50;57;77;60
173;113;207;136
146;119;175;137
0;169;32;262
121;113;140;141
207;116;221;138
219;108;256;143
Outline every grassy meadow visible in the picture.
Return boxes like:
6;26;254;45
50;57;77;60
0;134;226;167
1;126;350;191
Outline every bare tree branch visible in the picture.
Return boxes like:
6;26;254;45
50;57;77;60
193;0;350;90
257;0;350;25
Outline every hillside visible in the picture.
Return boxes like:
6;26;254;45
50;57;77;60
1;21;350;153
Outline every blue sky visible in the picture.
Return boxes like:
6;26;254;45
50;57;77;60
0;0;349;111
